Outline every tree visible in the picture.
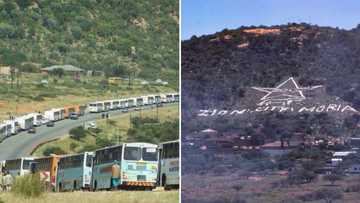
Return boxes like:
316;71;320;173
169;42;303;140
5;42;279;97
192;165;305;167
0;49;27;88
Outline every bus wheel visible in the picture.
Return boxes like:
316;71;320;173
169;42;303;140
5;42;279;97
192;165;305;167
93;180;97;192
58;183;62;192
162;174;170;190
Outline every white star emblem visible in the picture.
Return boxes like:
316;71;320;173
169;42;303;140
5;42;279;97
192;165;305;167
252;77;322;106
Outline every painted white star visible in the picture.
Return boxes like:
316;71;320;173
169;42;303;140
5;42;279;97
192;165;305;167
252;77;322;102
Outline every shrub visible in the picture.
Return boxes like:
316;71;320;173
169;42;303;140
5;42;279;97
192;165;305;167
299;188;343;202
43;146;66;156
345;184;360;193
11;173;45;198
69;126;86;141
96;136;113;147
70;142;79;149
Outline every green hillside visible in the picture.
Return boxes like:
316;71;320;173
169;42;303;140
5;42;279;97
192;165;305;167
0;0;179;84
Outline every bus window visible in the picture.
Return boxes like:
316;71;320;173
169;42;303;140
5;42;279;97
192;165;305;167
142;148;158;161
124;147;141;161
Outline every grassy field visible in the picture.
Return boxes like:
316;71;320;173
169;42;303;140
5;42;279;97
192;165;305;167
0;73;176;121
32;104;179;156
0;190;179;203
183;171;360;203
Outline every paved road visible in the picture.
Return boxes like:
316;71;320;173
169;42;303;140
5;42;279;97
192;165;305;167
0;103;177;160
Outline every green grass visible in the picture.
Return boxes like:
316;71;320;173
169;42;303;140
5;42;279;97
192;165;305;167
32;104;179;156
0;190;178;203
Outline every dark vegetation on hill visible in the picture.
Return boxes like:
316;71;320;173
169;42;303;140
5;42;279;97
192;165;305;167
0;0;178;83
182;23;360;139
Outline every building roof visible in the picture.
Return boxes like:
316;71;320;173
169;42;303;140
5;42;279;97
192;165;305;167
42;65;83;72
333;151;356;157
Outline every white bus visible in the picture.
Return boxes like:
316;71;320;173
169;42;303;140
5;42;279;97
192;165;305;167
174;93;179;102
127;98;136;108
104;101;112;111
119;99;128;109
5;157;34;177
0;122;12;140
159;140;179;189
136;97;144;107
165;94;174;103
147;95;155;105
28;112;43;126
88;101;104;113
92;142;159;190
111;100;120;110
15;114;34;130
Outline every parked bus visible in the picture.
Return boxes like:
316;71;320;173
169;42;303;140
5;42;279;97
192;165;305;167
92;142;158;190
15;114;34;130
119;99;128;109
0;122;12;141
174;93;179;102
159;140;179;189
136;97;144;107
56;152;94;191
104;101;112;111
111;100;120;110
127;98;136;108
5;157;34;177
88;101;104;113
33;155;61;189
147;95;155;105
165;94;174;103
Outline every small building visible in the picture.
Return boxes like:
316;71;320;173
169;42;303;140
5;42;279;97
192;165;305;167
0;66;11;76
41;65;84;75
87;70;104;77
0;66;18;77
108;77;122;85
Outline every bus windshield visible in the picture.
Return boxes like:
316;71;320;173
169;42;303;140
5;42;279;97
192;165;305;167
124;147;141;161
86;155;93;167
23;160;32;169
142;147;158;161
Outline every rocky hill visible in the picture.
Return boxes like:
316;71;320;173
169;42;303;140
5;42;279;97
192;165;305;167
182;23;360;138
0;0;178;84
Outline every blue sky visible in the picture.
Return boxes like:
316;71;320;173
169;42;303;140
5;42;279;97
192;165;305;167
182;0;360;39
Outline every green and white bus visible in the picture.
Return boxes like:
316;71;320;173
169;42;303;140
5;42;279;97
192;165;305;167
5;157;34;177
159;140;179;189
92;142;158;190
56;152;94;191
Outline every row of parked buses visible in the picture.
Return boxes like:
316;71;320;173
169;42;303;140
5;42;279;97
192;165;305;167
87;93;179;113
0;93;179;142
0;140;179;191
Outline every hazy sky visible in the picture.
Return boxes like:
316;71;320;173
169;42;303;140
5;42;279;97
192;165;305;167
182;0;360;39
